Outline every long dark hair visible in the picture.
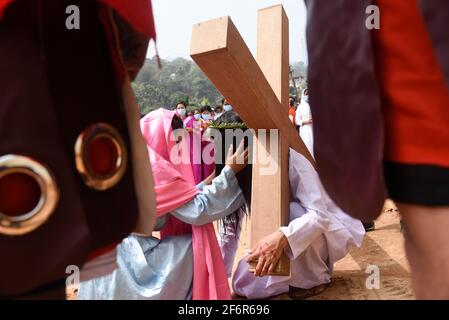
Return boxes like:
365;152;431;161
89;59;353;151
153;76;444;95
171;114;184;130
200;105;212;113
213;111;252;237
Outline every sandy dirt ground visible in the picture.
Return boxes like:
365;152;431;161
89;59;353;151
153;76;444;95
68;200;414;300
232;199;414;300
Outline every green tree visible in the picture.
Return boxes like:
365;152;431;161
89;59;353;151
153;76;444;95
133;57;222;114
133;57;307;113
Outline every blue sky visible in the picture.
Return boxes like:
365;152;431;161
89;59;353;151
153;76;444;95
147;0;308;64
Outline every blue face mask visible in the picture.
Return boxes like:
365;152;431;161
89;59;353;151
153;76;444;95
223;104;233;112
303;95;309;103
194;114;201;120
202;114;211;121
177;108;186;117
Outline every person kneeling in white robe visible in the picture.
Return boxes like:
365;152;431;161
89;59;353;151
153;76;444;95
225;148;365;300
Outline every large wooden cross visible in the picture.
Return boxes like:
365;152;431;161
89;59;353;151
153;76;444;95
191;5;314;276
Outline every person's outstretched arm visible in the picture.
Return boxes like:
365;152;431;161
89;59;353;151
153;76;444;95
171;165;245;225
172;141;249;225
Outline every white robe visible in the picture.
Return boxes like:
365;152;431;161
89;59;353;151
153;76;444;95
228;149;365;299
295;92;314;157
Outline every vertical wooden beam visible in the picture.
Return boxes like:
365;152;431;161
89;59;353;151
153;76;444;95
249;5;290;275
257;5;290;113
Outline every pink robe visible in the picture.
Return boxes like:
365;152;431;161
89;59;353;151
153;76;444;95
201;121;215;181
140;108;230;300
184;116;204;184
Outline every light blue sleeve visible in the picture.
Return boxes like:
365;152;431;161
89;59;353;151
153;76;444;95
171;166;246;226
196;181;205;191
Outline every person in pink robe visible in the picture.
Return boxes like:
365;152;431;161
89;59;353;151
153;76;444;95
199;105;215;182
78;108;248;300
184;109;203;183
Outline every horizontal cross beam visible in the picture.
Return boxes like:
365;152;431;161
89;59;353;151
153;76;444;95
191;16;315;166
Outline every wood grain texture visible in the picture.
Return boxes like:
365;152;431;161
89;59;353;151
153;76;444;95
250;5;290;275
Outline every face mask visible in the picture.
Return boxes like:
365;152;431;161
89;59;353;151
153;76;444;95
215;112;223;119
202;114;211;121
223;104;233;112
177;108;186;117
194;114;201;120
303;95;309;103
